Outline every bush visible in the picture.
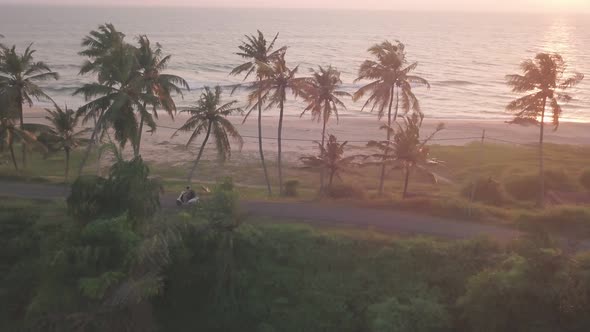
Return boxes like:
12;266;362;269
505;170;575;201
67;157;162;223
461;177;505;205
284;180;299;197
517;207;590;237
580;169;590;191
325;183;366;199
67;175;109;222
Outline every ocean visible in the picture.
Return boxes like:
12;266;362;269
0;5;588;121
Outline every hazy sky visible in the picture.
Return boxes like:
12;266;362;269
0;0;589;13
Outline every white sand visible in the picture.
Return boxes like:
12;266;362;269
23;107;590;166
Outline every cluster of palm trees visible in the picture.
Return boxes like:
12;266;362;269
0;26;585;204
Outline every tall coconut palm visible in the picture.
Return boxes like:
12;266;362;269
230;30;285;196
300;66;350;191
41;104;91;181
134;35;189;157
0;44;58;167
78;23;126;84
506;53;583;207
75;44;153;147
75;31;157;175
249;53;306;195
175;86;243;183
353;40;429;195
367;114;444;198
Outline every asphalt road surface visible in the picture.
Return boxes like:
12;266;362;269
0;180;521;241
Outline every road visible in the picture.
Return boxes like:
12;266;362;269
0;180;521;242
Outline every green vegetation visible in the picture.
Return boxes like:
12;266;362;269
3;189;590;331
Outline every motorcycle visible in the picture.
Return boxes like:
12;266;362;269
176;186;210;207
176;191;199;207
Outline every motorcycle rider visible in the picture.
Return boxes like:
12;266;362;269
183;186;196;203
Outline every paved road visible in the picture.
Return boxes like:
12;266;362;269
0;181;521;242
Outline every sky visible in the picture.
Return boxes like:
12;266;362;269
0;0;588;13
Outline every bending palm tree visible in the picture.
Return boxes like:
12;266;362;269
300;66;350;191
0;44;58;167
41;104;91;181
0;116;43;171
175;86;243;183
353;40;429;195
250;53;306;195
231;30;285;196
506;53;583;207
135;35;189;157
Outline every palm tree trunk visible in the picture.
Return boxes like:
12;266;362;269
538;96;547;208
9;142;18;171
135;102;147;157
64;147;70;183
188;121;212;184
17;100;26;168
277;97;285;196
328;168;335;189
378;86;396;196
402;166;410;199
78;113;102;177
257;91;272;196
319;107;328;194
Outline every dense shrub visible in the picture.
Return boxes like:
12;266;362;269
517;207;590;237
67;175;109;221
461;177;505;205
0;203;41;330
580;169;590;191
505;170;575;201
284;180;299;197
67;157;161;223
325;183;366;199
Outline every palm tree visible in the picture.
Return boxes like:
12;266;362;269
367;114;444;198
0;116;43;171
353;40;429;195
0;44;59;167
175;86;243;183
134;35;189;157
40;104;91;181
249;53;306;195
230;30;285;196
75;53;154;150
78;23;126;84
300;66;350;191
506;53;583;207
300;134;360;190
75;28;155;175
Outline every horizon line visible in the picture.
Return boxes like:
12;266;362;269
0;3;588;14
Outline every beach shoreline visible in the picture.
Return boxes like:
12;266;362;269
22;107;590;165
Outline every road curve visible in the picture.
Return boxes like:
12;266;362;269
0;180;520;241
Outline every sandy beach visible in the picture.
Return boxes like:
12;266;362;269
23;107;590;166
